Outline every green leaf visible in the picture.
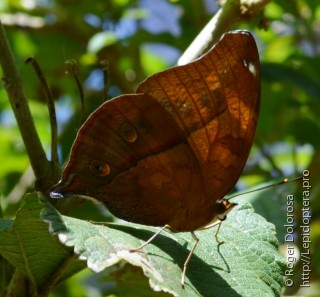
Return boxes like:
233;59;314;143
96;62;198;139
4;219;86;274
0;256;14;296
42;197;285;296
87;32;118;53
262;62;320;100
0;193;85;293
238;180;299;244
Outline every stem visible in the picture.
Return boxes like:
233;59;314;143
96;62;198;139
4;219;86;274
66;60;86;124
0;21;60;193
39;254;80;297
0;22;47;176
100;60;109;101
255;140;283;176
5;270;32;297
25;57;59;164
178;0;272;65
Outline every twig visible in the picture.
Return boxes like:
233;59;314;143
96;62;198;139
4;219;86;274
25;57;59;164
178;0;272;65
100;60;109;101
0;21;60;193
65;60;86;124
255;140;283;176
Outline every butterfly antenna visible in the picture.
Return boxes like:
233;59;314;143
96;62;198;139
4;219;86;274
226;176;303;201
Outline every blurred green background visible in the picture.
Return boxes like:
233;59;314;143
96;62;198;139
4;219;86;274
0;0;319;296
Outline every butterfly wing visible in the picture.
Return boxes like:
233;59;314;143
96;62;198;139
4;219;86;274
51;93;208;227
51;31;260;231
137;30;260;202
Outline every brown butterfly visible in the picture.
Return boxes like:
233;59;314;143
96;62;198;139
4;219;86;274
50;30;260;286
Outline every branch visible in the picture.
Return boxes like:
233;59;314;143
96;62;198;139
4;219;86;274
178;0;272;65
25;57;59;165
0;20;60;194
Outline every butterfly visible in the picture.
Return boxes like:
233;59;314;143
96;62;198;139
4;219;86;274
50;30;260;286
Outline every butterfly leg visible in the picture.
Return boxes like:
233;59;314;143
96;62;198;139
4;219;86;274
214;199;237;244
181;231;199;288
214;221;224;244
129;224;169;252
214;210;230;244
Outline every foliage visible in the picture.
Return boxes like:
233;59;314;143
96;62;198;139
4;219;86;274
0;193;285;296
0;0;319;296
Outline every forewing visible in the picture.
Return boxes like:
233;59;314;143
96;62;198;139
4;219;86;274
137;31;260;200
55;94;186;193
